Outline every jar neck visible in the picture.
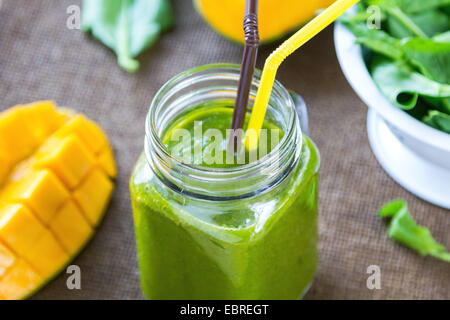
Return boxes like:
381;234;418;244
145;63;303;200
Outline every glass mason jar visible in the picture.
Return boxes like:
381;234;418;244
130;64;320;300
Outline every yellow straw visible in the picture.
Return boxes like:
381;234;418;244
246;0;360;150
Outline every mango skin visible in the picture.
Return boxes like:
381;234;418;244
194;0;336;44
0;101;116;300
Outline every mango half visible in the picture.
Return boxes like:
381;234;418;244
194;0;336;44
0;101;116;300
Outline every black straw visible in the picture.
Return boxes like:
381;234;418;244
229;0;260;149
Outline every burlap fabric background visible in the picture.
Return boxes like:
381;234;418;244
0;0;448;300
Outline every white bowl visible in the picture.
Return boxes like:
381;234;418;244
334;11;450;209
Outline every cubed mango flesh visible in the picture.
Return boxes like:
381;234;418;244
97;146;117;179
0;259;42;300
0;170;70;225
0;154;10;187
0;242;15;279
50;201;93;256
0;107;39;165
0;204;47;257
0;101;115;299
0;203;68;279
24;231;69;279
5;157;35;183
20;101;67;143
35;135;96;189
55;115;108;155
73;169;114;226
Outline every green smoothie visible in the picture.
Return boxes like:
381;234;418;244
162;101;283;169
130;101;319;299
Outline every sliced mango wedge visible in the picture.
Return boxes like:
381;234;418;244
0;101;116;300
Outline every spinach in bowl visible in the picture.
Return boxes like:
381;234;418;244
341;0;450;134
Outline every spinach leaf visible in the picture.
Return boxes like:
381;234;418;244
409;10;450;37
386;6;428;38
379;199;450;262
387;9;450;38
402;38;450;83
368;1;449;38
368;0;450;14
343;22;404;59
433;30;450;42
423;97;450;114
402;38;450;112
339;6;386;25
82;0;173;72
423;110;450;133
371;57;450;109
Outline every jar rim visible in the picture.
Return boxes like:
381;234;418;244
145;63;303;199
146;63;299;173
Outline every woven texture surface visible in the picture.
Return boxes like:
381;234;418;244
0;0;448;300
